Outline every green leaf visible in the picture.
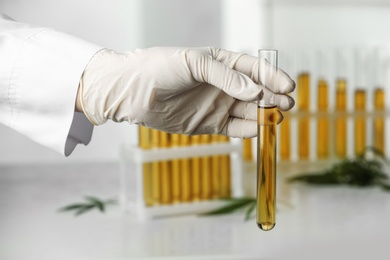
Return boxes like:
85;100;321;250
58;203;87;212
244;202;256;221
74;204;95;216
58;196;117;216
85;196;105;212
200;199;255;216
288;147;390;192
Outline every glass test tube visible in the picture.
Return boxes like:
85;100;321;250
354;49;368;156
159;131;172;204
211;135;221;199
200;135;212;200
279;110;290;161
138;126;153;206
297;50;311;160
219;135;231;198
335;49;348;158
180;134;192;202
316;50;330;159
374;88;385;153
278;51;291;161
257;49;278;231
243;138;253;162
191;135;201;201
171;134;181;204
151;129;161;204
373;47;387;154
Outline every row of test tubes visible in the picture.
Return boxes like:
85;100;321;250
138;126;232;206
277;46;388;161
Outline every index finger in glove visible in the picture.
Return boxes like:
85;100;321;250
186;50;261;101
211;48;295;94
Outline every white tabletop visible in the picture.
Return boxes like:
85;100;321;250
1;162;389;260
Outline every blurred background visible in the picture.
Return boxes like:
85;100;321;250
1;0;390;164
1;0;390;259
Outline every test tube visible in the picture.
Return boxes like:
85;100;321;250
171;134;181;204
151;129;161;204
211;135;221;199
257;49;278;231
278;51;291;161
200;135;212;200
316;50;330;159
335;49;349;158
138;126;153;206
243;138;253;162
160;131;172;204
373;47;387;154
354;49;368;156
191;135;201;201
180;134;192;202
279;113;290;161
297;50;311;160
219;135;231;198
374;88;385;153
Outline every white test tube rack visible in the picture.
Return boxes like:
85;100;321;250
119;141;244;221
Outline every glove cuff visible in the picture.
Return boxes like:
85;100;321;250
78;78;98;126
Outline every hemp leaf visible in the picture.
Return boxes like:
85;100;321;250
58;196;117;216
288;147;390;190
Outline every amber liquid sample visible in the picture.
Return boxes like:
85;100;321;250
200;135;212;200
191;135;201;201
243;138;253;162
335;79;347;158
317;79;329;159
219;135;231;198
171;134;181;204
374;88;385;154
151;129;161;204
298;73;310;159
159;131;172;204
279;113;290;161
257;106;277;231
180;135;192;202
354;89;366;156
211;135;221;199
139;126;153;206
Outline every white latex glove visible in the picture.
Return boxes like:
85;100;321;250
78;47;295;138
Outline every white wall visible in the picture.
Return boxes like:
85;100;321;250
0;0;222;165
2;0;390;164
221;0;390;159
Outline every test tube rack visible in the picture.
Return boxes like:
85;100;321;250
119;140;244;221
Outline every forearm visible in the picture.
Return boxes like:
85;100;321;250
0;14;102;155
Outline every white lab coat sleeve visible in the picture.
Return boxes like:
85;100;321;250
0;14;103;156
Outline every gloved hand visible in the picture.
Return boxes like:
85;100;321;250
77;47;295;138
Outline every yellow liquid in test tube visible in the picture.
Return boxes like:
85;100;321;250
171;134;181;204
354;89;366;156
335;79;347;158
159;131;172;204
151;129;161;204
279;113;290;161
298;73;310;159
191;135;201;201
317;79;329;159
138;126;153;206
200;135;212;200
257;106;278;231
211;135;221;199
219;135;231;198
243;138;253;162
180;135;192;202
374;88;385;154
